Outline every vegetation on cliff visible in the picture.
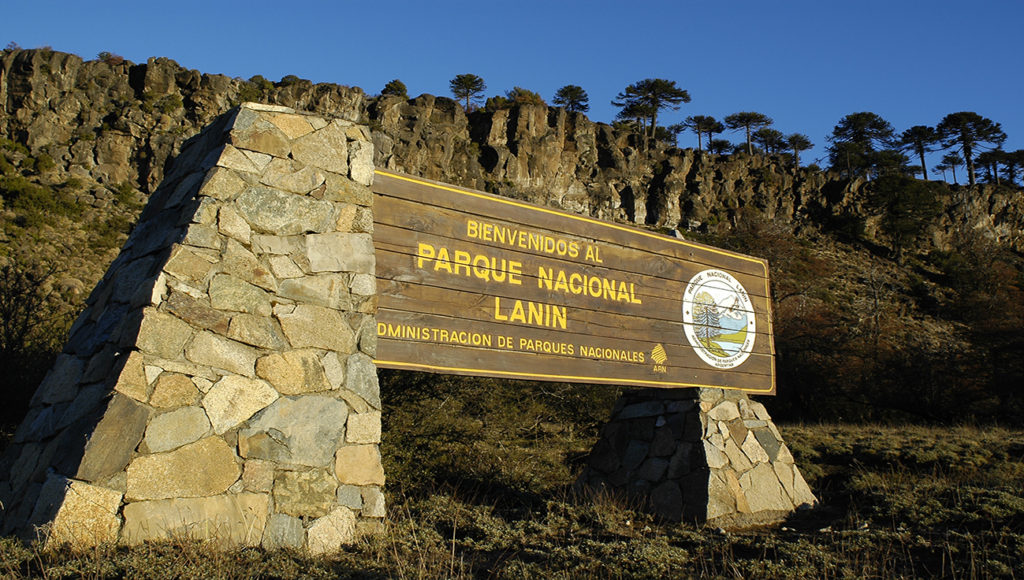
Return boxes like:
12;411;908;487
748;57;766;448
0;44;1021;578
0;47;1022;428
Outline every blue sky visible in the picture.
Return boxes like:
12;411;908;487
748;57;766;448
3;0;1021;178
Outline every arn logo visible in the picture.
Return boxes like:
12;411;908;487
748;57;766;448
681;269;756;369
651;344;668;373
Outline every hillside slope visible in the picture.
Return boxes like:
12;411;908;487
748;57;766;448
1;48;1022;424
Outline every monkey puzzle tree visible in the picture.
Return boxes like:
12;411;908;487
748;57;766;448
612;78;690;143
936;112;1007;186
1001;150;1024;185
974;150;1005;184
868;175;943;264
449;74;487;111
693;292;721;343
827;112;898;176
937;151;964;184
552;84;589;113
753;128;785;155
899;125;939;180
708;139;732;155
785;133;813;168
724;112;773;155
680;115;720;151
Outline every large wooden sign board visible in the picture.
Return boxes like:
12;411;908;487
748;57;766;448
372;170;776;394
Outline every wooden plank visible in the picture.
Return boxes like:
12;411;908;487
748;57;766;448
376;274;775;351
376;194;772;298
372;169;777;395
376;308;775;378
373;171;769;278
376;337;775;393
373;223;772;306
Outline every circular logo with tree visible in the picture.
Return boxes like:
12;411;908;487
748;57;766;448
682;269;756;369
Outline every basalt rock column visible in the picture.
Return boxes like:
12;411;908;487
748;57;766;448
0;103;382;553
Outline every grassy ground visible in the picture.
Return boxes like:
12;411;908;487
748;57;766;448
2;380;1023;578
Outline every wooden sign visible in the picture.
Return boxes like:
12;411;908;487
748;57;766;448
372;170;776;394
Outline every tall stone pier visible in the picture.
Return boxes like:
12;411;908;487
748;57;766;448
577;388;816;528
0;103;382;552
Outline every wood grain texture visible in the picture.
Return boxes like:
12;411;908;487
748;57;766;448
372;170;776;394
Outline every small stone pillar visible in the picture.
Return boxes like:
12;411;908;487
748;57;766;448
577;388;816;528
0;103;382;552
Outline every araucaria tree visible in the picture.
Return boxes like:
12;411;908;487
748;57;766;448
449;74;487;111
785;133;813;168
753;128;785;155
612;78;690;143
869;175;943;264
693;292;721;342
936;112;1007;186
899;125;939;180
826;112;899;176
681;115;720;151
937;151;964;184
552;85;589;113
724;112;773;155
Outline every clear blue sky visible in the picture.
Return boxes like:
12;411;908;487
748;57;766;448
3;0;1021;178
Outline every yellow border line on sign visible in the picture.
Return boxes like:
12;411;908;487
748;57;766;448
373;169;777;394
374;170;767;270
372;359;775;393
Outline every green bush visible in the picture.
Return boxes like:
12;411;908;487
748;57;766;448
112;181;138;206
0;175;86;228
33;153;55;173
381;78;408;99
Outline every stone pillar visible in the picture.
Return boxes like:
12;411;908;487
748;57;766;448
0;103;382;553
577;388;816;529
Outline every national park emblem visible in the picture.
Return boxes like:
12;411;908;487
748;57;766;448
682;269;756;369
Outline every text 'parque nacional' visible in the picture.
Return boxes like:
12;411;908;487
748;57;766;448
371;170;776;394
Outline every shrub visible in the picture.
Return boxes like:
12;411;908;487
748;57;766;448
0;256;76;426
381;79;408;99
0;175;86;226
33;153;55;174
97;51;124;65
505;86;546;106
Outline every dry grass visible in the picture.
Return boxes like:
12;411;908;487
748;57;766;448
1;420;1022;578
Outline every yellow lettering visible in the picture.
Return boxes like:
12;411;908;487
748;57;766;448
616;281;629;302
508;261;522;285
453;250;471;277
568;272;584;294
467;219;479;239
510;300;527;323
493;296;508;321
434;247;453;274
471;255;490;281
537;266;553;290
551;304;567;329
416;242;436;269
554;271;570;293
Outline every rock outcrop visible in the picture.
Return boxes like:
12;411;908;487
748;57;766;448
3;48;1021;257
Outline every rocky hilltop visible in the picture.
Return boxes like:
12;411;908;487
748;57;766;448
2;49;1021;250
1;48;1022;424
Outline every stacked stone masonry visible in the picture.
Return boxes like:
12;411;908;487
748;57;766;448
578;388;816;529
0;103;382;553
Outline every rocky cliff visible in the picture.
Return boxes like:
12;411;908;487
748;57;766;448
3;48;1021;253
2;48;1023;424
